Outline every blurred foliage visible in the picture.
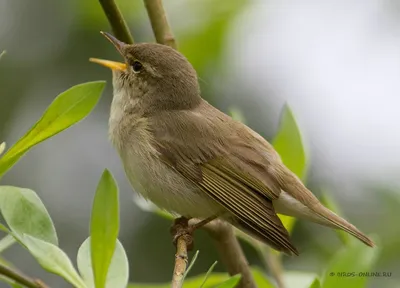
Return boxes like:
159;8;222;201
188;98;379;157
0;0;398;287
321;239;380;288
179;0;248;73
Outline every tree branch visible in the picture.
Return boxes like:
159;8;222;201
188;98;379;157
201;220;257;288
0;263;49;288
99;0;134;44
143;0;177;49
171;236;188;288
171;218;192;288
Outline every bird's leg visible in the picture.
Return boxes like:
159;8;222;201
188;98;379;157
170;215;218;251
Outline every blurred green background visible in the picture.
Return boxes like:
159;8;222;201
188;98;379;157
0;0;399;287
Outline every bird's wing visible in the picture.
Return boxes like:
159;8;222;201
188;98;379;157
149;103;298;255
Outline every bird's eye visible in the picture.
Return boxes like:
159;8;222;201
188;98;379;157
132;61;143;73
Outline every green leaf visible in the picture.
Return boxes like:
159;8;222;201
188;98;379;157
320;192;350;245
283;272;319;288
0;186;58;245
273;104;307;235
0;223;9;233
22;234;86;288
0;234;16;253
309;278;321;288
215;274;241;288
129;273;230;288
277;214;296;235
0;51;5;60
273;104;307;179
251;268;275;288
183;250;200;280
0;81;105;177
90;169;119;288
180;0;249;74
0;142;5;156
133;196;174;220
199;260;218;287
321;239;380;288
77;237;129;288
128;283;169;288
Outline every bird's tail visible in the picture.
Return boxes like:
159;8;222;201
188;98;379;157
274;163;375;248
310;203;375;247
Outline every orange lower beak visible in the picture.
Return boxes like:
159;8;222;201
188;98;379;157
89;58;127;71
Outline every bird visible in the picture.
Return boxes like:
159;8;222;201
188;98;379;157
90;32;374;255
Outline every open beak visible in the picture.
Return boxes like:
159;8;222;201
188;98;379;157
89;31;127;71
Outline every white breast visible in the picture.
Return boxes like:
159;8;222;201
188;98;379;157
109;106;221;218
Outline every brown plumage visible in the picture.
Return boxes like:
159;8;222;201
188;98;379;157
90;32;375;255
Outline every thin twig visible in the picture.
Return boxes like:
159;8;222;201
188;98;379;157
143;0;177;49
0;263;49;288
98;0;134;44
194;220;257;288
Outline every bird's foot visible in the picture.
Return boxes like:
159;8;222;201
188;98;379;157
170;215;218;251
170;217;194;250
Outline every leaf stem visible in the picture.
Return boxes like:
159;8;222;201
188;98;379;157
0;263;49;288
98;0;134;44
143;0;177;49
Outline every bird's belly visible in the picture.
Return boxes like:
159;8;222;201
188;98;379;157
119;144;222;219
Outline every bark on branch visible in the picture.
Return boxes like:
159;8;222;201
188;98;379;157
99;0;134;44
143;0;177;49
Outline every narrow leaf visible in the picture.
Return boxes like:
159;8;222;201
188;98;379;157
251;268;275;288
321;239;380;288
215;275;241;288
183;250;200;280
77;237;129;288
278;214;296;235
0;223;9;233
0;234;16;253
22;235;86;288
90;169;119;288
133;196;174;220
0;81;105;177
273;104;307;179
199;261;218;288
273;104;307;235
0;186;58;245
0;51;5;60
309;278;321;288
128;273;230;288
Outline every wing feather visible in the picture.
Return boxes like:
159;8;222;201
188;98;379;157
149;104;298;254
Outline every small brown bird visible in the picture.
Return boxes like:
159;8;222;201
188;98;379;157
90;32;374;255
